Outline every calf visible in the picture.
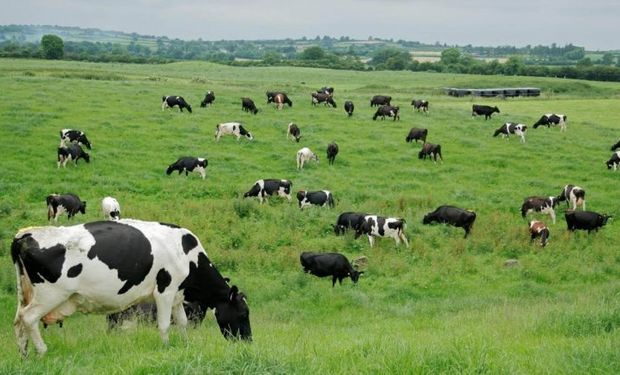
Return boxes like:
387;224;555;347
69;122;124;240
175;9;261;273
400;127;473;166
373;105;400;121
215;122;253;141
565;210;611;233
300;252;362;287
472;104;500;120
166;157;208;179
422;205;476;238
529;220;550;247
344;101;354;117
244;178;292;203
611;140;620;151
241;97;259;114
493;123;527;143
557;185;586;210
311;92;337;107
162;95;192;113
46;193;86;221
411;99;429;113
296;147;319;170
521;196;559;224
60;129;92;149
101;196;121;220
418;143;443;162
355;215;409;247
296;190;334;209
606;151;620;170
406;128;428;144
533;113;567;131
287;123;302;142
333;212;367;235
326;142;339;165
370;95;391;107
57;143;90;168
200;91;215;107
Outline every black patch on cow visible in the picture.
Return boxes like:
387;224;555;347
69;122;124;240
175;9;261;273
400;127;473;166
67;263;83;278
182;233;199;254
156;268;172;293
15;235;66;284
159;222;180;228
85;221;154;295
179;251;230;308
376;217;386;236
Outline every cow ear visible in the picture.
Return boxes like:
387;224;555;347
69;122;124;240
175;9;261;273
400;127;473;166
229;285;239;302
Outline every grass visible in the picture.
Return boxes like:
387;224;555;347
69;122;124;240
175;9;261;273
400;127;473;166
0;58;619;373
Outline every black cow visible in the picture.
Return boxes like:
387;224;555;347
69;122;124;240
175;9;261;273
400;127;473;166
311;92;337;107
370;95;391;107
611;140;620;151
244;179;292;204
411;99;429;113
565;211;611;233
333;212;366;235
57;143;90;168
418;143;443;162
287;123;302;142
422;205;476;238
493;123;527;143
373;105;400;121
472;104;500;120
557;185;586;210
406;128;428;143
296;190;335;209
317;86;334;95
533;113;567;131
300;252;362;287
521;196;559;224
241;97;259;114
606;151;620;170
200;91;215;107
327;142;339;165
46;193;86;221
162;96;192;113
344;101;354;117
60;129;92;149
529;220;550;247
166;157;208;179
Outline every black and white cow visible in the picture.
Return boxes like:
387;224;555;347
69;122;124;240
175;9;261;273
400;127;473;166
418;143;443;162
57;144;90;168
529;220;550;247
162;96;192;113
406;128;428;144
493;123;527;143
200;91;215;107
272;93;292;109
215;122;254;141
287;123;302;142
101;196;121;220
60;129;92;149
296;190;334;209
373;105;400;121
244;179;292;204
311;92;337;108
241;97;259;114
422;205;476;238
521;196;559;224
344;101;354;117
355;215;409;247
11;219;252;356
565;210;611;233
411;99;429;113
326;142;339;165
557;185;586;210
533;113;567;131
317;86;334;95
296;147;319;169
166;157;208;179
370;95;391;107
606;151;620;170
300;252;362;287
46;193;86;221
472;104;500;120
333;212;367;235
611;140;620;151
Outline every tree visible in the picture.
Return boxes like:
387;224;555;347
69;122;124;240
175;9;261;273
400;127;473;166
371;47;410;69
600;53;615;66
440;48;461;65
40;34;64;59
299;46;325;60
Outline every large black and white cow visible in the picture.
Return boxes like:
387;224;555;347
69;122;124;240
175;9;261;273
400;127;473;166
370;95;391;107
296;147;319;169
611;140;620;151
533;113;567;131
373;105;400;121
101;196;121;221
493;123;527;143
472;104;500;120
60;129;92;149
529;220;550;247
57;144;90;168
241;97;259;114
300;252;362;287
418;143;443;162
46;193;86;221
317;86;334;95
166;157;208;179
521;196;559;224
287;123;302;142
215;122;254;141
422;205;476;238
244;179;292;204
606;151;620;170
296;190;334;209
11;219;252;356
565;211;611;233
406;128;428;144
311;92;337;108
344;101;354;117
333;212;366;235
411;99;429;113
326;142;339;165
557;185;586;210
355;215;409;247
162;96;192;113
200;91;215;107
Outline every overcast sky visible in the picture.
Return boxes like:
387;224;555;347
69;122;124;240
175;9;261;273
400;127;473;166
2;0;619;50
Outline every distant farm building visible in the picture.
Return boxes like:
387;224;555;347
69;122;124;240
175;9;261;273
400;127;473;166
444;87;541;98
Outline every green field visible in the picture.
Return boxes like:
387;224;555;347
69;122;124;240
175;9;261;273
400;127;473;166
0;58;619;373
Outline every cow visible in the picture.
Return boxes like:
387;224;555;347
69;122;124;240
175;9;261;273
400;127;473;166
101;196;121;221
529;220;550;247
272;93;292;109
373;105;400;121
166;157;208;179
411;99;429;113
161;96;192;113
300;252;362;287
521;196;559;224
243;179;292;204
606;151;620;170
472;104;500;120
418;143;443;162
296;147;319;170
200;91;215;107
46;193;86;221
11;219;252;356
287;123;302;142
311;92;337;108
57;144;90;168
296;190;334;209
611;140;620;151
215;122;253;142
557;185;586;210
326;142;339;165
355;215;409;247
370;95;391;107
565;210;611;233
333;212;367;235
60;129;92;149
241;97;259;114
533;113;567;131
317;86;334;95
344;101;354;117
422;206;476;238
493;123;527;143
406;128;428;144
266;91;282;103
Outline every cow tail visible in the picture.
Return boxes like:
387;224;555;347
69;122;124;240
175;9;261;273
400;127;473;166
11;235;33;310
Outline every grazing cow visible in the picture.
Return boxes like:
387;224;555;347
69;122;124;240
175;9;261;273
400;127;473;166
521;196;559;224
241;97;259;114
101;196;121;220
411;99;429;113
46;193;86;221
565;210;611;233
215;122;254;142
418;143;443;162
606;151;620;170
244;179;292;204
266;91;282;103
326;142;339;165
422;205;476;238
311;92;337;108
11;220;252;356
406;128;428;144
333;212;366;235
529;220;550;247
370;95;391;107
533;113;567;131
317;86;334;95
287;123;302;142
611;140;620;151
296;190;334;209
57;144;90;168
344;101;354;117
373;105;400;121
161;96;192;113
300;252;362;287
557;185;586;210
472;104;500;120
200;91;215;107
493;123;527;143
355;215;409;247
60;129;92;149
166;157;208;179
296;147;319;169
273;93;292;109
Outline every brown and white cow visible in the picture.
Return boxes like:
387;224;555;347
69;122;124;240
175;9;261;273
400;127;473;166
529;220;550;247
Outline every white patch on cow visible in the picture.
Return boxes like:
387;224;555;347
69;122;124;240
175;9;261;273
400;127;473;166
277;186;291;201
257;179;266;203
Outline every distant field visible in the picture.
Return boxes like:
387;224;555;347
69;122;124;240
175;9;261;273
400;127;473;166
0;59;619;373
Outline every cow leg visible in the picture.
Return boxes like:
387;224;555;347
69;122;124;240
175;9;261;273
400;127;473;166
171;301;188;340
368;235;375;247
154;293;176;345
198;168;206;180
399;232;410;247
550;210;556;224
332;276;337;287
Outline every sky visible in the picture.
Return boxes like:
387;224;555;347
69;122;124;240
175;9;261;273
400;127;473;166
2;0;619;50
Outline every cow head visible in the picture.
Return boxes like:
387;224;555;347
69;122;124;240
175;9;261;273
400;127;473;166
296;190;307;206
549;196;560;208
78;134;92;150
214;286;252;341
600;214;612;226
166;165;174;175
186;105;192;113
81;150;91;163
350;270;364;284
79;201;87;214
493;106;500;113
422;213;432;224
418;149;426;159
